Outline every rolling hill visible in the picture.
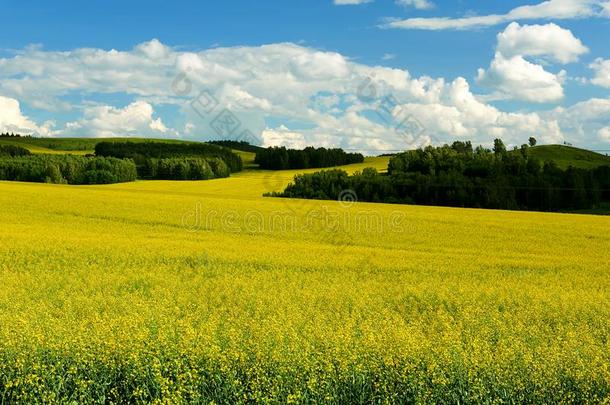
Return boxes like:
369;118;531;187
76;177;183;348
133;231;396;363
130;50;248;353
0;137;608;401
528;144;610;169
0;137;215;155
0;137;101;154
3;137;610;172
1;156;609;402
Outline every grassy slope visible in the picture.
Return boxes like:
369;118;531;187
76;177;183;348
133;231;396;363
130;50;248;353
0;137;209;155
6;137;609;170
233;150;257;169
107;156;390;200
0;137;389;173
528;144;610;169
0;138;92;155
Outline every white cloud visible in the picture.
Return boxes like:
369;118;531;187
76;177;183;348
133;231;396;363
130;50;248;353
0;95;53;135
497;22;588;63
507;0;600;20
599;126;610;142
0;40;175;111
555;97;610;121
134;38;171;60
544;98;610;145
476;23;585;103
477;53;566;103
261;126;309;149
396;0;434;10
0;39;608;151
289;50;350;80
385;0;606;30
62;101;171;138
334;0;372;5
590;58;610;88
402;77;564;144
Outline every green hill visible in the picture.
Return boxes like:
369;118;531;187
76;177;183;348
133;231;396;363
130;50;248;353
0;137;92;154
208;140;265;154
0;137;224;155
528;144;610;169
4;137;609;171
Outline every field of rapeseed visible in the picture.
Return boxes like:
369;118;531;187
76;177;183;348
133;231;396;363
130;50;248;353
0;157;609;403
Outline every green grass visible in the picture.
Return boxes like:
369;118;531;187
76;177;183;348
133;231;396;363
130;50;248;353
0;137;213;155
0;138;90;155
233;150;258;168
0;137;388;172
5;138;610;172
528;144;610;169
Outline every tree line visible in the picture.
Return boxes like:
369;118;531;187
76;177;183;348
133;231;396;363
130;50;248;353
0;145;31;157
95;141;243;173
275;140;610;212
0;132;29;138
0;153;229;184
255;146;364;170
208;140;265;154
0;155;137;184
138;157;230;180
0;141;239;184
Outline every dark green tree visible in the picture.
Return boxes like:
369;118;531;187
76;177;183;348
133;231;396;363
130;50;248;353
493;139;507;155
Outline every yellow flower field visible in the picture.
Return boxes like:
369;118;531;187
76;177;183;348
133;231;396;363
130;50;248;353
1;157;609;403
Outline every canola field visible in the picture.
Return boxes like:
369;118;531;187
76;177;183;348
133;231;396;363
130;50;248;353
1;156;609;403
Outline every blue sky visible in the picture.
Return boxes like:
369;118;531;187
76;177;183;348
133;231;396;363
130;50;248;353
1;0;609;152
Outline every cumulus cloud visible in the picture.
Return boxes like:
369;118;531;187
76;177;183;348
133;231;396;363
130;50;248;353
545;98;610;145
385;0;606;30
555;97;610;122
476;23;586;103
590;58;610;88
477;53;566;103
62;101;171;138
134;38;171;59
497;22;588;63
406;77;563;143
0;95;53;135
261;126;310;149
599;126;610;142
0;39;607;150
